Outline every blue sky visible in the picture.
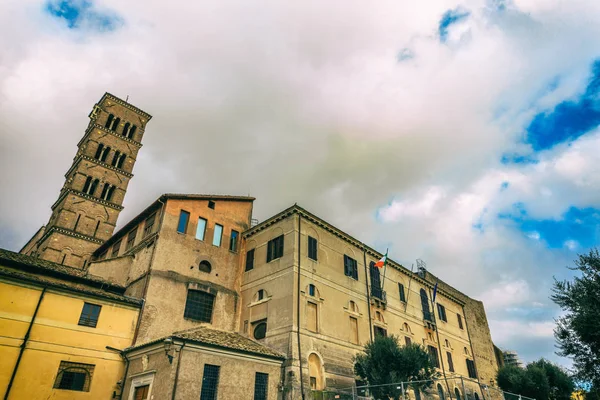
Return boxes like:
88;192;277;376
2;0;600;370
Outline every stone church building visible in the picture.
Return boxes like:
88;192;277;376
8;93;501;400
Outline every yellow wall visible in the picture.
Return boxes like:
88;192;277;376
0;279;139;399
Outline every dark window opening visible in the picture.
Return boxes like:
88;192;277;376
266;235;284;262
370;262;383;299
106;185;115;202
308;236;318;261
143;213;156;238
111;240;121;257
437;384;445;400
199;260;212;273
123;122;130;137
420;289;432;321
254;372;269;400
374;326;387;337
177;210;190;234
245;249;255;271
457;313;464;330
257;289;265;301
447;351;455;372
308;284;315;297
437;303;447;322
405;336;412;346
399;283;406;302
229;230;239;252
54;361;94;392
128;125;137;139
208;200;215;209
78;302;101;328
184;289;215;322
344;255;358;280
455;388;462;400
100;146;110;162
94;144;104;159
428;346;440;368
116;154;126;169
82;176;93;194
466;359;477;379
200;364;220;400
125;228;137;251
100;183;110;200
105;114;114;129
253;320;267;340
111;151;121;167
110;117;120;132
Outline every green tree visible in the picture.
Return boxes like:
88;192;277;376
354;335;438;399
551;249;600;387
497;359;574;399
529;359;575;400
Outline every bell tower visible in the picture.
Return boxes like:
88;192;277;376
20;93;152;269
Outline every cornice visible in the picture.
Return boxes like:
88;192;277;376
92;124;143;147
101;92;152;120
38;225;104;246
51;188;124;211
64;155;134;180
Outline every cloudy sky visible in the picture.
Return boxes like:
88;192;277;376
2;0;600;368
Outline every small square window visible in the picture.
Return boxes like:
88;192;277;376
208;200;215;209
245;249;255;271
53;361;94;392
78;303;101;328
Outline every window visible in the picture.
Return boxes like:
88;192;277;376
54;361;94;392
447;351;454;372
111;117;120;132
105;114;114;129
455;388;462;400
466;359;477;379
403;322;411;333
245;249;255;271
199;260;212;273
111;151;121;167
123;122;130;137
307;302;318;332
350;317;359;345
374;326;387;337
78;303;101;328
213;224;223;246
349;301;358;313
100;146;110;162
184;289;215;322
398;283;406;302
111;239;121;257
405;336;412;346
257;289;265;301
370;262;382;298
126;228;137;251
344;255;358;280
106;185;115;202
428;346;440;368
177;210;190;233
100;183;111;200
83;176;98;195
253;320;267;340
144;213;156;238
457;313;464;330
444;339;450;348
94;143;104;159
200;364;220;400
195;217;207;240
437;384;445;400
420;289;432;321
308;284;315;297
229;230;239;252
308;236;318;261
208;200;215;209
116;154;126;169
266;235;284;262
128;125;137;139
254;372;269;400
310;377;317;390
437;303;447;322
134;385;149;400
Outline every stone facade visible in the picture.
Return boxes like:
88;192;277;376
20;93;152;269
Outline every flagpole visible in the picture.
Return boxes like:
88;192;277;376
380;249;388;296
404;263;414;313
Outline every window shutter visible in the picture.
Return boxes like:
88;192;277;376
344;255;349;276
267;240;273;262
352;259;358;279
277;235;284;257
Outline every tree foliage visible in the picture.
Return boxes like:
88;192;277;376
497;359;574;400
354;335;438;399
551;249;600;387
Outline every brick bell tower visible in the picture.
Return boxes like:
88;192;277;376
20;93;152;269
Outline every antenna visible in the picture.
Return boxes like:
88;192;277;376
125;95;129;102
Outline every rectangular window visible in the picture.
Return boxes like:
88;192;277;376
245;249;255;271
229;230;239;252
184;289;215;322
78;303;102;328
437;303;447;322
200;364;220;400
213;224;223;246
266;235;284;262
134;385;149;400
143;213;156;238
343;255;358;280
428;346;440;368
126;228;137;251
398;283;406;302
308;236;318;261
457;313;464;330
254;372;269;400
404;336;412;346
350;317;359;345
374;326;387;337
307;302;318;332
111;240;121;257
466;359;477;379
177;210;190;234
53;361;94;392
195;217;207;240
447;352;455;372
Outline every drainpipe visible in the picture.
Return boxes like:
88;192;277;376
362;250;373;342
296;212;306;400
106;346;128;400
132;198;166;344
4;287;46;400
171;342;186;400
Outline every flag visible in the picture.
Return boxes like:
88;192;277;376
374;250;388;268
432;282;438;303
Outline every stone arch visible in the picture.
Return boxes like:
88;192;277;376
454;387;462;400
307;352;325;391
306;226;319;240
437;383;445;400
270;227;284;239
306;283;320;298
198;260;212;273
348;300;359;314
254;289;268;302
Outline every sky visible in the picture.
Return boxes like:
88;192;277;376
1;0;600;369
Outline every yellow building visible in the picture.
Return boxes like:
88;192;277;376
0;249;142;399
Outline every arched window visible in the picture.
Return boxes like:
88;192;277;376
474;393;480;400
403;322;411;333
110;117;120;131
100;183;110;200
308;353;324;391
105;114;114;129
375;311;384;323
198;260;211;273
349;300;358;313
106;186;115;202
257;289;265;301
445;339;450;348
94;143;104;159
82;176;93;193
89;179;99;196
100;146;111;162
122;122;130;137
253;321;267;340
111;151;121;167
116;154;126;169
420;289;432;321
128;125;137;139
437;384;445;400
454;388;462;400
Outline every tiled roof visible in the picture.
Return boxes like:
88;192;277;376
128;326;285;360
